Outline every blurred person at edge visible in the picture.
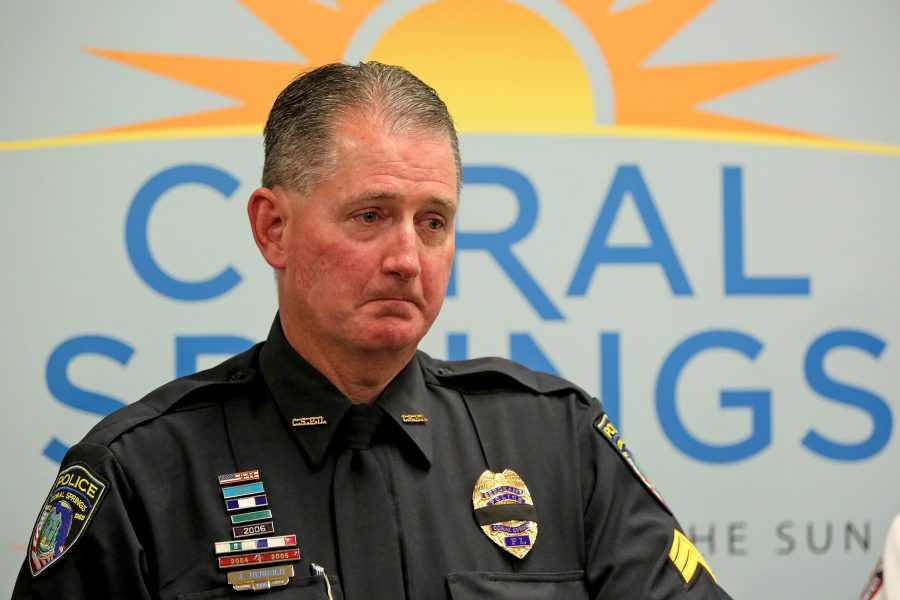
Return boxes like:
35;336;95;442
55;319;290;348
861;515;900;600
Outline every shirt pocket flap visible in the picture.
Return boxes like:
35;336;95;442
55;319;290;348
447;570;587;600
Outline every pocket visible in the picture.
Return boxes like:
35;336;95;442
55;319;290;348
446;570;588;600
176;575;342;599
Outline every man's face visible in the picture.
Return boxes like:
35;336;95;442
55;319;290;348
276;111;458;360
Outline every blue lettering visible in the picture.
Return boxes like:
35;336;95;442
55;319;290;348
657;330;771;463
723;166;810;295
45;335;133;463
509;333;560;375
568;165;691;297
450;166;563;320
126;164;242;301
600;332;621;428
802;330;891;460
442;332;563;373
446;332;469;361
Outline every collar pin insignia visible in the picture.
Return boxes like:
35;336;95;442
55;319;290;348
292;416;328;427
401;414;428;424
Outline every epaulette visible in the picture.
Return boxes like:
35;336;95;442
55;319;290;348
82;343;264;447
422;353;592;406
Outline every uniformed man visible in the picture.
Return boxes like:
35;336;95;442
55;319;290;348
13;62;733;599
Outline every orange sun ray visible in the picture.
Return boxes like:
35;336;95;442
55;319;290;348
84;50;303;132
240;0;381;64
566;0;716;66
622;56;834;135
561;0;834;136
84;0;381;134
7;0;888;155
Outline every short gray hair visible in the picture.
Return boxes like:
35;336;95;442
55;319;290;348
262;61;461;195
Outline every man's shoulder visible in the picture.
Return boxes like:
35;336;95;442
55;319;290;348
419;352;593;406
81;342;264;448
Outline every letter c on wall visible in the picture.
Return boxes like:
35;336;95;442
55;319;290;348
126;164;241;301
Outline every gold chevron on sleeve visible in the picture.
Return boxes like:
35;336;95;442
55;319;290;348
668;529;717;585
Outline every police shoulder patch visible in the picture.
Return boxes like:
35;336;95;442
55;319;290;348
594;413;669;512
29;464;108;576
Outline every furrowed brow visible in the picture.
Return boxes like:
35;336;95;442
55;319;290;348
353;189;397;203
350;190;457;211
430;197;458;218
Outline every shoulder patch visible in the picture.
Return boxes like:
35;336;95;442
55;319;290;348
594;413;669;512
29;464;108;576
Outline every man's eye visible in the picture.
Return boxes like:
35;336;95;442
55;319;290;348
425;218;444;230
360;211;378;223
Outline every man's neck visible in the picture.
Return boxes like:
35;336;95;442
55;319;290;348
280;321;415;404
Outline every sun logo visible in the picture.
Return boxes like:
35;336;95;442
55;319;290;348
2;0;896;154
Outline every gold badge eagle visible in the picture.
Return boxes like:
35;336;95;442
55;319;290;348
472;469;537;558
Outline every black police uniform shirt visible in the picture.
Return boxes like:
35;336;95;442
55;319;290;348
14;316;733;600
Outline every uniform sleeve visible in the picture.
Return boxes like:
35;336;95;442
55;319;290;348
579;403;733;599
12;441;154;600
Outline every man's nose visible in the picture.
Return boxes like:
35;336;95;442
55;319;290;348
382;223;422;280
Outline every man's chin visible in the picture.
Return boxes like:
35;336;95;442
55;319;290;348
351;319;428;354
365;299;421;319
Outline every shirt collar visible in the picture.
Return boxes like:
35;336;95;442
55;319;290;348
259;315;433;468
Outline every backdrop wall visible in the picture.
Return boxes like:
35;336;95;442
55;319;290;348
3;1;899;597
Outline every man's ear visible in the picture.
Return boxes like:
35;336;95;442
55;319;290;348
248;187;288;270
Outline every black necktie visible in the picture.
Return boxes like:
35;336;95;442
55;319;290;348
333;404;405;599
